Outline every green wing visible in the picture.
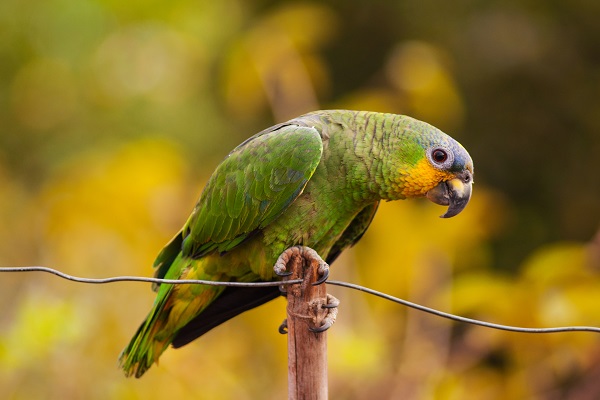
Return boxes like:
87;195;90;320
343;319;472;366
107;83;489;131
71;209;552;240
153;123;323;281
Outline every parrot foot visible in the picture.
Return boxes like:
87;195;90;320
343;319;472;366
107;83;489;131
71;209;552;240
273;246;300;277
273;246;329;285
309;294;339;333
278;319;288;334
313;261;329;286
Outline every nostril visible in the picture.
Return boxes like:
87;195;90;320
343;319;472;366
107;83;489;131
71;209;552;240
463;172;472;184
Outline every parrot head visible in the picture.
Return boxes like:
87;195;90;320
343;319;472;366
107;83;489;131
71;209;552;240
423;143;473;218
394;117;474;218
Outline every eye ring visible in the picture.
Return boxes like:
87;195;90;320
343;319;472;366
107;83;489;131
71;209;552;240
427;146;454;169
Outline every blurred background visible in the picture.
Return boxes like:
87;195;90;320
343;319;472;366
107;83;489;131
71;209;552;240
1;0;600;399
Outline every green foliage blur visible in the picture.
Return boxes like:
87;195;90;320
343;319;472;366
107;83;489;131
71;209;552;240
1;0;599;399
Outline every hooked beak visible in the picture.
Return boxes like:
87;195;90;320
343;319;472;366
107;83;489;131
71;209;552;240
426;171;473;218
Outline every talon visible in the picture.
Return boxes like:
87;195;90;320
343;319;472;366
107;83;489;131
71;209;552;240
312;262;330;286
278;284;287;295
274;262;293;277
309;294;339;333
278;319;288;334
309;320;333;333
322;294;340;308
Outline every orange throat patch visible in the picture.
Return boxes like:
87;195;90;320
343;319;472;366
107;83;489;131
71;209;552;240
399;158;451;198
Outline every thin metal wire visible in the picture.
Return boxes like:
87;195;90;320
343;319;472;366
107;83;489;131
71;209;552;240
2;266;600;334
327;280;600;334
0;266;302;287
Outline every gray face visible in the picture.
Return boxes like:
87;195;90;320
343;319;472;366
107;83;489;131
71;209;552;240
425;138;474;218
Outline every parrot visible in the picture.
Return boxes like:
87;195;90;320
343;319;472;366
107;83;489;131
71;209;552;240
119;110;474;377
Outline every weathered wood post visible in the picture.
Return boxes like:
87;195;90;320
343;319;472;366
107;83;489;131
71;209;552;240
275;246;333;400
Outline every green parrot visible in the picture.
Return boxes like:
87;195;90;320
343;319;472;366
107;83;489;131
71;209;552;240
119;110;474;377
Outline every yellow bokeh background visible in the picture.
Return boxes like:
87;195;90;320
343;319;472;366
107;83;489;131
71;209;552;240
1;1;600;399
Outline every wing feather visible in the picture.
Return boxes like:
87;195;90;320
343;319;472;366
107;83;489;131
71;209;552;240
178;124;323;259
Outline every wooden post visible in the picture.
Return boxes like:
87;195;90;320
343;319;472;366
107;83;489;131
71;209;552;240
281;247;330;400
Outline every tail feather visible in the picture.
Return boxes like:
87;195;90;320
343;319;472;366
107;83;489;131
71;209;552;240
118;288;174;378
119;254;224;378
119;284;282;377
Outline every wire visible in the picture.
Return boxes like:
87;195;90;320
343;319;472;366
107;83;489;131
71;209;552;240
2;266;600;334
0;266;302;287
327;280;600;334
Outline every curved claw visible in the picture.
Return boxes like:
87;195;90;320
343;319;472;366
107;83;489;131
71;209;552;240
278;319;288;334
309;319;334;333
312;263;330;286
275;270;293;277
309;294;339;333
321;296;340;309
278;284;287;295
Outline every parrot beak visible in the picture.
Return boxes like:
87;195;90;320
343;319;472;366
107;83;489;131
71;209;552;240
426;171;473;218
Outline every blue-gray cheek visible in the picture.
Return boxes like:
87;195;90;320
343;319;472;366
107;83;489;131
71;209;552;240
450;145;470;172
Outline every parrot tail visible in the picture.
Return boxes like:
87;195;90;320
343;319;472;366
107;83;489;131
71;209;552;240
118;255;224;378
118;289;174;378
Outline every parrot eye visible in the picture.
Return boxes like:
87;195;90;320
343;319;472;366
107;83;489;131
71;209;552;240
427;146;454;170
432;149;448;163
